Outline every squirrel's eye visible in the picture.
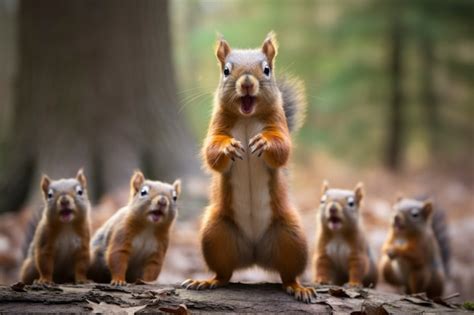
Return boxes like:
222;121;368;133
172;190;177;202
140;185;150;197
262;61;271;76
347;197;355;207
263;66;270;76
411;209;419;218
47;189;54;199
223;63;232;77
76;185;83;196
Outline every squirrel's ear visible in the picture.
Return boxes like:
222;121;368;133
354;182;364;203
215;34;231;65
76;168;87;189
261;31;278;67
173;179;182;199
396;193;404;203
421;200;433;219
321;180;329;194
130;170;145;197
40;175;51;198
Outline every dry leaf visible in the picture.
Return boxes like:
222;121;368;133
86;300;147;314
159;304;189;315
10;282;26;292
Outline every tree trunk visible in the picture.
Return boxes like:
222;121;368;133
0;283;465;314
420;35;440;156
0;0;198;212
385;13;404;170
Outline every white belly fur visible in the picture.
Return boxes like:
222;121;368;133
130;228;158;264
230;118;272;243
55;226;82;264
325;237;351;270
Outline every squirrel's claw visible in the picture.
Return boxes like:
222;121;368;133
110;279;127;286
249;134;268;156
182;278;226;290
284;283;317;304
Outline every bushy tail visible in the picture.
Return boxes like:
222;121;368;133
277;76;307;133
432;209;451;276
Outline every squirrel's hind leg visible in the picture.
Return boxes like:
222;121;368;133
182;215;244;290
259;220;316;303
20;257;39;284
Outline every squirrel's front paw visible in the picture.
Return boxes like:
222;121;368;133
223;139;245;161
284;282;317;303
249;133;268;157
181;278;227;290
34;277;53;285
110;278;127;286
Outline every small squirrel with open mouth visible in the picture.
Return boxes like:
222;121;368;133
88;171;180;285
312;181;377;288
20;169;91;284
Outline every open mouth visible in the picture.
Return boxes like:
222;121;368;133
240;95;255;115
328;216;343;231
148;209;164;222
59;209;74;223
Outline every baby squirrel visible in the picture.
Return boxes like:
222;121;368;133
20;169;91;284
88;171;180;285
182;32;315;302
313;181;377;287
379;197;450;298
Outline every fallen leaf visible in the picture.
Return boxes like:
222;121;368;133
329;287;362;298
86;300;147;314
159;304;190;315
10;282;26;292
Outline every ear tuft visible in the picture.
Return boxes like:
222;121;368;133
76;168;87;188
261;31;278;67
215;33;231;65
40;175;51;198
354;182;364;202
321;180;329;195
130;170;145;197
173;179;182;198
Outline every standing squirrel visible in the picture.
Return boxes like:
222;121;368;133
181;32;315;302
20;169;91;284
88;171;180;285
379;197;450;298
313;181;377;287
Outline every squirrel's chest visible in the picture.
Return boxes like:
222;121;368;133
54;227;82;263
229;119;272;242
325;237;351;270
131;228;159;259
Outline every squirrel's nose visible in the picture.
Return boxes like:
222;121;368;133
241;81;254;93
157;196;167;207
60;197;70;207
329;206;338;215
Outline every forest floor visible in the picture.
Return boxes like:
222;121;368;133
0;152;473;306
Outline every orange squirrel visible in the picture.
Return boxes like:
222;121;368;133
88;171;180;285
312;181;377;287
181;32;315;302
379;197;450;298
20;169;91;284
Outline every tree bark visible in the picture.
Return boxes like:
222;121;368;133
0;0;198;213
0;283;465;314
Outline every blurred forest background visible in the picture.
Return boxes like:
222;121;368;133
0;0;472;301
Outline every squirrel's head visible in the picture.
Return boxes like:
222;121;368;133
391;197;433;235
128;170;181;225
215;32;281;117
318;181;364;233
41;168;90;223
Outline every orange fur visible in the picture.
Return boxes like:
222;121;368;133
183;33;314;302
